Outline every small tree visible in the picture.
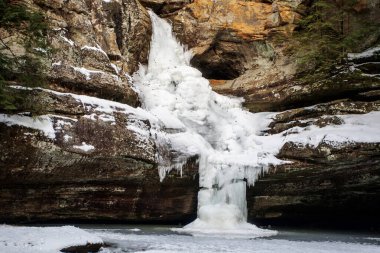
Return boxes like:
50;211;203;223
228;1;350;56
293;0;378;78
0;0;49;111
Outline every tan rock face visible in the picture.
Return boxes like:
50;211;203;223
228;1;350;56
167;0;303;80
164;0;380;113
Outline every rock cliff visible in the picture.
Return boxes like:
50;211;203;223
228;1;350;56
161;0;380;227
0;0;380;228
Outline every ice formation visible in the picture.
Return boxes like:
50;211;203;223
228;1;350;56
133;11;281;237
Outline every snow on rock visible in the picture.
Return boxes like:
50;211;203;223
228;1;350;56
0;225;103;253
348;46;380;60
280;111;380;148
110;63;120;75
81;45;108;57
64;134;73;142
73;142;95;152
72;66;105;80
52;61;62;67
8;86;161;143
0;114;55;139
59;33;75;46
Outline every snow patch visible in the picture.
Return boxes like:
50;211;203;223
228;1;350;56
348;46;380;60
0;225;103;253
72;66;104;80
63;134;72;142
110;63;120;75
81;45;108;57
60;34;74;46
282;111;380;147
0;114;55;139
73;142;95;152
52;61;61;67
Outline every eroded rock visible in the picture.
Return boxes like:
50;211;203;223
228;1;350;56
0;89;198;223
2;0;153;105
165;0;303;80
247;99;380;228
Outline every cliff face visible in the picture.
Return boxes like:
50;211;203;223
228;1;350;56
0;89;199;222
0;0;197;223
1;0;380;227
163;0;380;226
166;0;380;111
2;0;152;104
248;100;380;227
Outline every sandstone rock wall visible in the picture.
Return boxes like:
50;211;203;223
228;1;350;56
247;101;380;228
0;0;379;227
165;0;380;112
158;0;380;228
1;0;153;105
0;0;198;223
0;89;198;223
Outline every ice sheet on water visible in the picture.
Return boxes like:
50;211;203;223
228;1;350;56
92;229;380;253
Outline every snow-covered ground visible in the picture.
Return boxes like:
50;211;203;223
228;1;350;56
0;225;103;253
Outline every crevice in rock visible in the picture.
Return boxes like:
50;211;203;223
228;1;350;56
112;9;123;51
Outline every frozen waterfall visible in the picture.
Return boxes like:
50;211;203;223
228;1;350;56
133;11;281;238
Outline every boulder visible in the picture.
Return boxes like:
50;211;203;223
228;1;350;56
61;243;103;253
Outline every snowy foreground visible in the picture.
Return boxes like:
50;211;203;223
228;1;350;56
1;225;379;253
0;225;103;253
